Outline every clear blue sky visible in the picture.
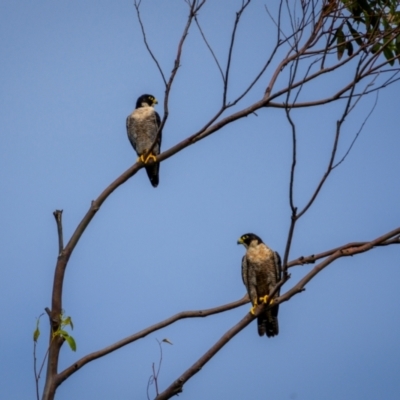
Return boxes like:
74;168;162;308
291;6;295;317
1;1;399;399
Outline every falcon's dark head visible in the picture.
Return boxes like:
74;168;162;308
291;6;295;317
135;94;158;109
237;233;263;248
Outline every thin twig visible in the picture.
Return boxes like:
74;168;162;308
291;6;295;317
155;340;163;394
134;0;167;85
223;0;251;106
295;55;363;220
194;15;225;82
333;91;379;169
282;61;300;273
34;341;39;400
146;376;152;400
152;362;159;396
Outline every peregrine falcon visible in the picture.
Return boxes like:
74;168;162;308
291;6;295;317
237;233;281;337
126;94;161;187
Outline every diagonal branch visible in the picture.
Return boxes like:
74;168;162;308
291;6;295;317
56;296;248;385
280;226;400;303
155;312;255;400
288;234;400;269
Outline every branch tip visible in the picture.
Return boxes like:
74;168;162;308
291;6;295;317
53;210;64;253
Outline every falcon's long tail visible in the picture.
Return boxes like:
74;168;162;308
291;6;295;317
145;163;159;188
258;306;279;337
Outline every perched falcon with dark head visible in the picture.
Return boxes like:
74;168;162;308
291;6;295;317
126;94;161;187
237;233;282;337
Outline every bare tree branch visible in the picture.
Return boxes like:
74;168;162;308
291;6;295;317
56;296;248;385
288;234;400;269
280;226;400;303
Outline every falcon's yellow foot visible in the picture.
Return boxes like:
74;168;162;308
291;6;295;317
259;295;271;304
144;153;157;163
250;302;258;315
137;153;157;164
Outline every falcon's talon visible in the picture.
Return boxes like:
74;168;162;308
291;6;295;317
137;155;146;163
250;301;258;315
259;295;270;304
144;153;157;163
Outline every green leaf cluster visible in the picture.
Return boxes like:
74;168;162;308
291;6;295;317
33;311;77;352
53;312;77;351
336;0;400;63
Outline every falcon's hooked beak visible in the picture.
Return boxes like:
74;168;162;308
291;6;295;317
237;237;244;245
153;98;158;105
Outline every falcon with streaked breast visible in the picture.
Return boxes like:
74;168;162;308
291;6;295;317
126;94;161;187
237;233;282;337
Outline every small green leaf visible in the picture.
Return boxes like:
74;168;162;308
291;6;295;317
371;43;381;54
33;327;40;342
33;318;41;342
65;335;77;352
63;316;73;330
337;28;346;60
395;36;400;63
346;41;354;56
357;0;371;13
392;11;400;25
369;15;380;30
346;21;363;46
59;329;70;338
383;47;395;65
